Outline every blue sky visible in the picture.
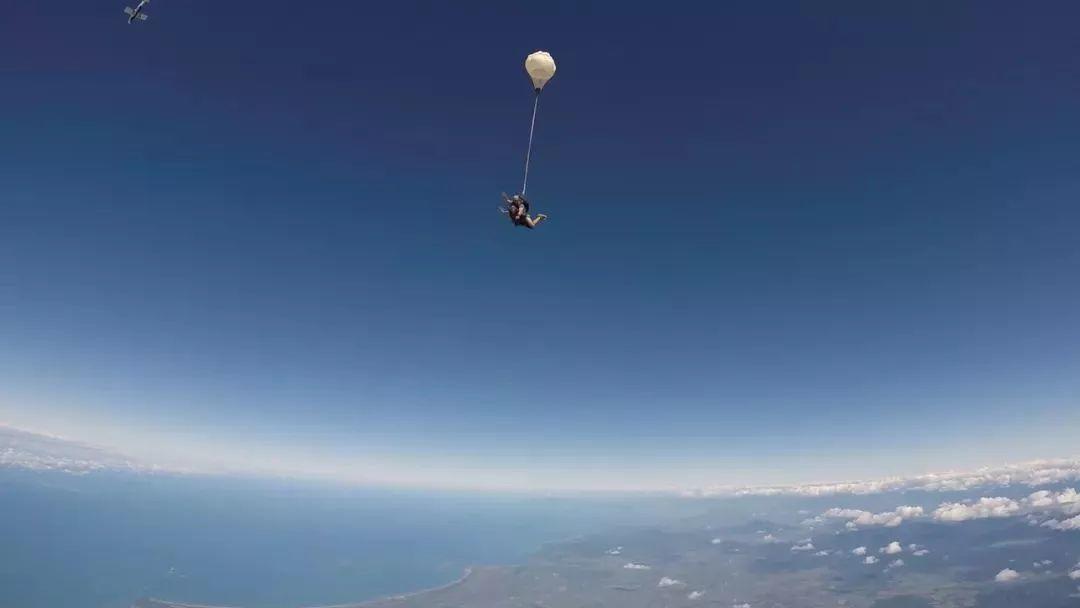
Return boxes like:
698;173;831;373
1;1;1078;491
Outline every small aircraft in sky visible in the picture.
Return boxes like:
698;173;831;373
123;0;151;23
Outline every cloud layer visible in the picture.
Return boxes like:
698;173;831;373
686;459;1080;498
816;488;1080;533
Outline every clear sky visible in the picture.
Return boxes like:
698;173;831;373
1;1;1078;491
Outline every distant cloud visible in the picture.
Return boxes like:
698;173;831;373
0;425;158;476
822;506;923;528
1027;491;1055;508
623;563;651;570
1025;490;1080;529
658;576;684;588
814;550;831;556
886;559;905;570
1042;515;1080;531
995;569;1020;583
687;590;705;600
933;497;1021;522
710;538;723;545
685;459;1080;498
880;542;903;555
814;488;1080;532
1033;560;1053;568
605;546;623;555
1026;489;1080;510
791;541;815;552
1068;566;1080;581
852;546;867;556
864;556;879;565
895;505;924;518
912;549;930;557
733;604;751;608
823;508;869;520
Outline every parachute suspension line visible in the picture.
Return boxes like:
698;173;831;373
521;91;541;196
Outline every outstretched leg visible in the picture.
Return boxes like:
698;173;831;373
522;214;547;229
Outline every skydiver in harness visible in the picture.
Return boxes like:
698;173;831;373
500;193;547;229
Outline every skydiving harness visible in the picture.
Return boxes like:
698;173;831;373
499;195;531;226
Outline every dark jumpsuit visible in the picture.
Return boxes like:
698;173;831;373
508;200;532;227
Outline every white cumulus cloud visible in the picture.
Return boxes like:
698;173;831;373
1028;491;1055;508
1041;515;1080;531
912;549;930;557
864;556;879;565
623;563;651;570
895;505;924;518
886;559;905;569
810;488;1080;532
658;576;684;588
687;590;705;600
1027;489;1080;509
823;506;923;528
852;546;867;556
995;569;1020;583
880;542;903;555
933;497;1021;522
791;541;815;552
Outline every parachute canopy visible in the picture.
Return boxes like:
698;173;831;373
525;51;556;92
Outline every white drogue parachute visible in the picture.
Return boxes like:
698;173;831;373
520;51;556;196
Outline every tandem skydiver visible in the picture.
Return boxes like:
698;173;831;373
500;193;547;229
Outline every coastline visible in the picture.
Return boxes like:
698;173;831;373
132;526;626;608
134;566;484;608
307;567;478;608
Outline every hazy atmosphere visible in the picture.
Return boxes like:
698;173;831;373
3;0;1079;491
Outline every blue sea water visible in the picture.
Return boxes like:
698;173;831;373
0;469;688;608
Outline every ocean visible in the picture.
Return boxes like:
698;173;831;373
0;469;687;608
